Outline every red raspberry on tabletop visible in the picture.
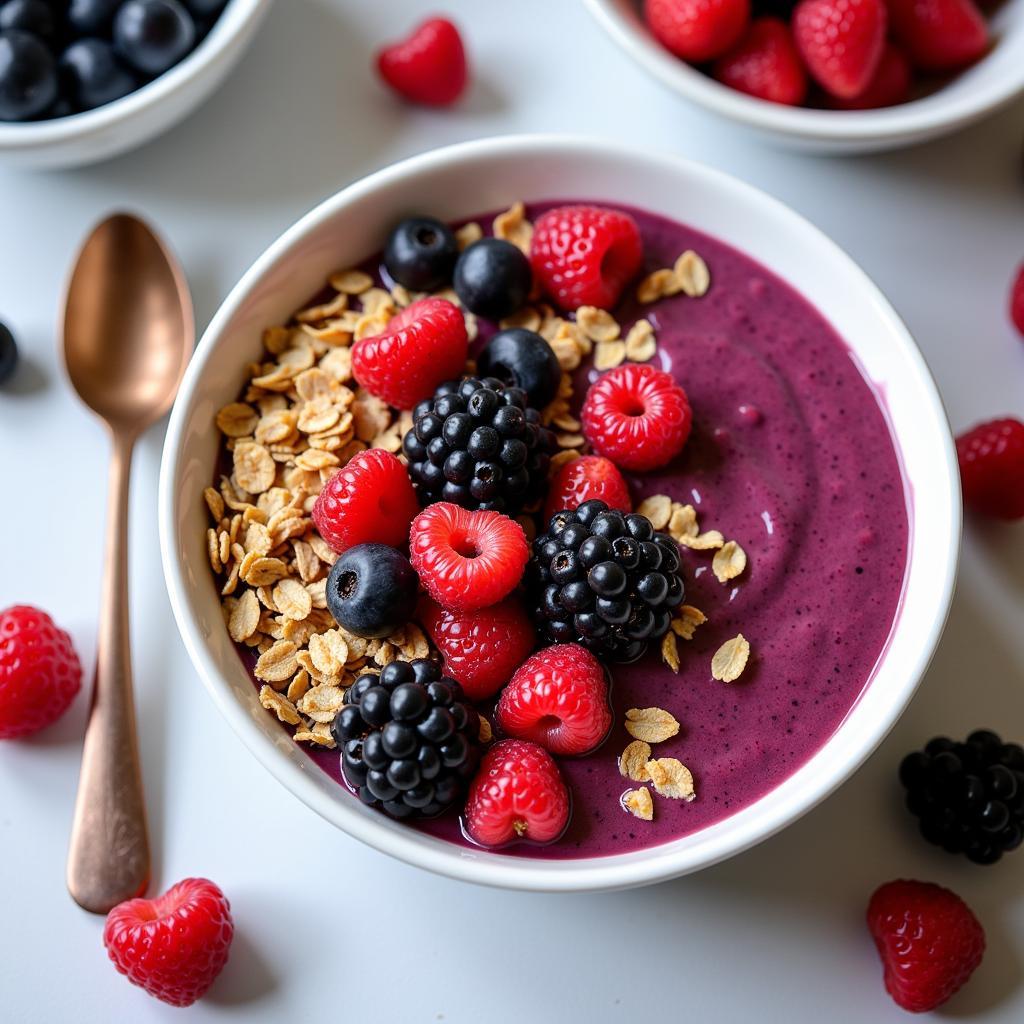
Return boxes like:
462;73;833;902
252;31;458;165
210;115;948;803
581;363;692;472
464;739;570;847
543;454;631;523
713;18;807;106
496;644;612;757
956;418;1024;520
530;205;643;312
792;0;887;100
418;595;536;701
887;0;988;73
104;878;234;1008
1010;263;1024;338
867;879;985;1013
376;17;468;107
643;0;751;63
0;605;81;740
312;448;419;553
351;297;468;410
409;502;528;612
828;44;911;110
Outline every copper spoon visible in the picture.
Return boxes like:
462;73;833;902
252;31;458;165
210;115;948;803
63;214;193;914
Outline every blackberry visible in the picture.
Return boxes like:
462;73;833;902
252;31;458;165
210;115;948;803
529;499;686;663
331;657;484;819
900;730;1024;865
402;376;555;514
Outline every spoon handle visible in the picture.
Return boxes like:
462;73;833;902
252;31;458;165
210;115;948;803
67;434;150;914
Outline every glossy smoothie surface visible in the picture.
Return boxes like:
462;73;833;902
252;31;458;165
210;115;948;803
243;201;910;859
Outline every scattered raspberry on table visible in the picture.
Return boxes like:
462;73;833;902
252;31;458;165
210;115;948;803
867;879;985;1013
0;604;81;739
376;16;468;107
104;877;234;1008
956;417;1024;520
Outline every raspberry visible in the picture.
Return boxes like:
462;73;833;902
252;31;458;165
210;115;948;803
887;0;988;72
1010;263;1024;338
496;644;612;757
544;454;632;523
351;297;468;410
464;738;570;847
0;605;82;739
643;0;751;63
409;502;528;612
956;418;1024;520
530;205;644;312
828;43;911;110
375;17;468;107
418;595;535;701
713;18;807;106
581;364;692;472
312;448;419;554
793;0;887;100
104;878;234;1007
867;880;985;1013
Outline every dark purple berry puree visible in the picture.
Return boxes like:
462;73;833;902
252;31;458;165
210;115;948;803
232;201;909;860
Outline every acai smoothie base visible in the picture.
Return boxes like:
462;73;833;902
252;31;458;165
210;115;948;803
203;199;909;860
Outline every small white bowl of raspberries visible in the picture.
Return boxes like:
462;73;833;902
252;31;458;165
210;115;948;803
160;135;959;892
584;0;1024;153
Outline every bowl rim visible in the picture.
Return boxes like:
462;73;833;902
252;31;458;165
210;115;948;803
0;0;272;150
583;0;1024;145
159;134;961;892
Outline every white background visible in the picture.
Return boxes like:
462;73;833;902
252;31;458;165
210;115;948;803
1;1;1023;1020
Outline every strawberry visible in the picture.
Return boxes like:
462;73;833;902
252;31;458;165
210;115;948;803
376;17;468;106
793;0;887;99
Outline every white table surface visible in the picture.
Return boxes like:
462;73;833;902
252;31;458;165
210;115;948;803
2;1;1023;1020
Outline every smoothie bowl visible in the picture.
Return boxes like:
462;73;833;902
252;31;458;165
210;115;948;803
159;136;959;891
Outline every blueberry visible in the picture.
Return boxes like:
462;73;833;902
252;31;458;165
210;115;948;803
383;216;458;291
477;328;561;409
325;543;418;639
0;1;54;40
453;238;532;321
113;0;195;77
0;29;57;121
182;0;226;14
68;0;121;34
59;39;136;111
0;321;18;384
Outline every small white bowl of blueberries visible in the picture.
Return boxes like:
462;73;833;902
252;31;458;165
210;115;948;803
0;0;272;168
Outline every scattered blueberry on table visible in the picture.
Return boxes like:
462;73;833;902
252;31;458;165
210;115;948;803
0;0;227;121
0;320;18;384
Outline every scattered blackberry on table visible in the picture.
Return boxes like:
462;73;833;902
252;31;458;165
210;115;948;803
0;321;18;384
477;327;561;410
529;499;686;663
383;216;459;292
899;730;1024;865
324;543;418;640
402;376;555;514
331;657;484;820
453;238;532;321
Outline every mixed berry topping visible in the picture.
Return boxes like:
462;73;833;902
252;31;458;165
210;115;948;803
543;454;632;523
403;376;555;514
0;0;225;122
476;326;562;410
383;215;459;293
0;604;82;739
104;878;234;1008
530;500;686;663
900;730;1024;864
325;543;419;640
453;238;533;321
332;657;483;819
866;879;985;1013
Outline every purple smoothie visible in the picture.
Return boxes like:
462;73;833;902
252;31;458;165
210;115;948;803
235;201;909;859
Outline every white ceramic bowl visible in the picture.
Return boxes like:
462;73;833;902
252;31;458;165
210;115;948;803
159;135;960;891
0;0;273;169
585;0;1024;154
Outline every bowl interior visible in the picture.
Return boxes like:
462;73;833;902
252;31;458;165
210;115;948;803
585;0;1024;145
160;137;959;891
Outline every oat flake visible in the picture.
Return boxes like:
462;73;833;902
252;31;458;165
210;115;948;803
712;634;750;682
625;707;680;744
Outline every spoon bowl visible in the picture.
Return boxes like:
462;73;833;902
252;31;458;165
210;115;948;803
64;215;193;436
64;213;193;914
